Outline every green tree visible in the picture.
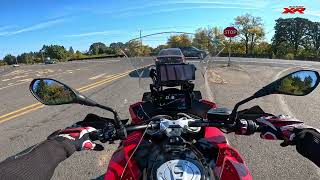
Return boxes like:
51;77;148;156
309;22;320;56
272;18;312;57
17;53;33;64
110;42;125;54
3;54;16;65
41;45;68;61
152;44;169;55
89;42;107;55
304;76;313;89
193;28;213;51
35;80;48;100
167;34;192;48
68;47;74;54
234;14;265;55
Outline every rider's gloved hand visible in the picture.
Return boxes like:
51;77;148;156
256;115;305;146
257;115;320;167
48;126;104;151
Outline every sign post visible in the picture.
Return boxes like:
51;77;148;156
223;27;238;66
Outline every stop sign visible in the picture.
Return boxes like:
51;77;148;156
224;27;238;38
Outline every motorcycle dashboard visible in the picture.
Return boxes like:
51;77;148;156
155;92;190;110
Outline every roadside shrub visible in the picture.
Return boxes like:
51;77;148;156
284;53;294;60
0;60;7;66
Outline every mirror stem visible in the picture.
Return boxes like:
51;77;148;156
230;95;256;121
95;104;123;126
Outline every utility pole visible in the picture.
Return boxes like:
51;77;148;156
228;37;231;66
40;50;45;64
140;30;142;56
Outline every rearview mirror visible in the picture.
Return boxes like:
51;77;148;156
275;70;320;95
230;70;320;122
30;79;77;105
255;70;320;97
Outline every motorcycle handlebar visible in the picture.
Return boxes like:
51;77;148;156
125;123;160;133
101;119;261;142
124;119;260;135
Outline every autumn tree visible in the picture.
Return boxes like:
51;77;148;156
167;34;192;48
234;14;265;55
193;28;213;51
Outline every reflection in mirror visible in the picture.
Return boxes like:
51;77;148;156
31;79;77;105
277;70;319;96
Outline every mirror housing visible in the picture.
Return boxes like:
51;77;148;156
29;78;125;132
230;70;320;122
254;70;320;98
29;78;98;107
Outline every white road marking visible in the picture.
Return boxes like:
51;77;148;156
16;78;32;82
89;73;106;80
0;81;29;90
11;75;29;80
204;71;214;101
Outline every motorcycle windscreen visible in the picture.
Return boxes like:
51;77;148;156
119;32;212;90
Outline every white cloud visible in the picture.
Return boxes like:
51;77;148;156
65;30;122;37
0;25;14;31
119;5;258;17
0;18;66;36
305;11;320;17
100;0;262;16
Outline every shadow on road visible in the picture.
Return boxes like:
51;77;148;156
91;174;104;180
129;65;155;78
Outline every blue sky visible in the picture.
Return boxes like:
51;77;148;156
0;0;319;59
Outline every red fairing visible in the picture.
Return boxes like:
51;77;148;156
200;99;217;109
105;131;142;180
129;102;143;124
204;127;252;180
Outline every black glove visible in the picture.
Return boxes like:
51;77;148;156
256;115;320;167
295;129;320;167
75;113;118;143
75;113;114;129
48;126;104;151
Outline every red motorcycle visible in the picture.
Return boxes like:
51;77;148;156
29;63;319;180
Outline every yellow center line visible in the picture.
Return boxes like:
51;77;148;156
79;73;129;92
77;73;123;91
0;66;149;124
0;104;45;124
0;103;42;119
78;73;128;92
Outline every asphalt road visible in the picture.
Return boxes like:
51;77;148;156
0;57;319;179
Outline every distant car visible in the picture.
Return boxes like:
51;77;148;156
44;59;57;64
13;64;19;67
179;46;208;59
155;48;185;65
